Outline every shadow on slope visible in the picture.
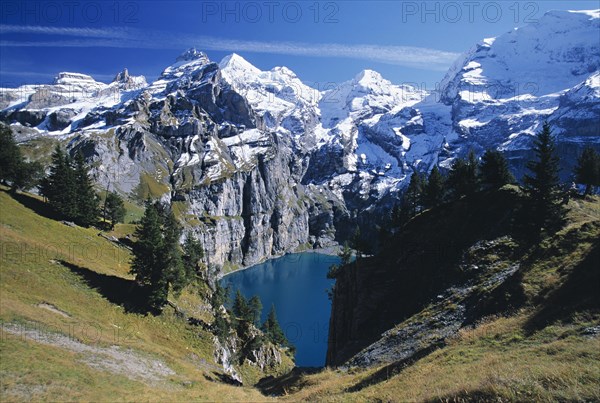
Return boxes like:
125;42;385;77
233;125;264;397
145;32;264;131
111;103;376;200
59;260;150;314
3;188;61;221
256;367;321;396
525;236;600;333
345;344;441;393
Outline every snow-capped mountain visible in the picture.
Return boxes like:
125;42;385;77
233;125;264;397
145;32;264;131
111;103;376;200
1;70;147;134
434;9;600;169
1;9;598;269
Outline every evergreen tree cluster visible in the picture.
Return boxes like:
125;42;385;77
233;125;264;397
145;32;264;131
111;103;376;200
261;304;290;349
574;146;600;196
209;285;293;356
393;148;514;227
232;290;263;327
0;124;44;192
40;145;100;227
389;122;597;240
130;201;202;312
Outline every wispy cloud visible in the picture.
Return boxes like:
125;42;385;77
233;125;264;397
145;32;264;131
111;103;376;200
0;69;117;82
0;24;460;71
0;24;129;38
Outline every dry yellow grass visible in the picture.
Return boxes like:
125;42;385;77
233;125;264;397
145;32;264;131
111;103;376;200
0;189;273;401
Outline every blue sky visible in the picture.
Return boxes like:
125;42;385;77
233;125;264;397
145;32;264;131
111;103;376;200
1;1;598;89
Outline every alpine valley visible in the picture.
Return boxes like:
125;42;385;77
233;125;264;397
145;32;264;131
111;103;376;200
2;7;600;402
1;9;599;271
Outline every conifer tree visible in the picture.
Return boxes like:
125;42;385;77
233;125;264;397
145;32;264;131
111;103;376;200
574;146;600;196
232;290;251;322
466;150;480;194
390;203;405;228
13;160;44;192
182;235;204;281
350;226;369;258
131;201;164;310
327;242;353;279
104;192;126;229
131;201;191;311
521;122;565;236
210;283;232;340
423;165;445;208
161;209;185;295
0;124;43;192
447;151;479;199
0;124;24;187
40;145;78;220
248;295;263;326
403;170;424;218
210;283;229;310
480;150;514;188
73;152;100;227
262;304;287;347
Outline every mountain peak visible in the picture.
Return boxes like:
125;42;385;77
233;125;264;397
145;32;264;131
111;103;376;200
219;53;260;73
53;72;98;85
111;68;147;89
176;48;209;63
271;66;297;77
355;69;383;84
113;68;129;82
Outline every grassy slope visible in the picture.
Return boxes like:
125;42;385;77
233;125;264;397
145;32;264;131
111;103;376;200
275;195;600;402
0;189;272;402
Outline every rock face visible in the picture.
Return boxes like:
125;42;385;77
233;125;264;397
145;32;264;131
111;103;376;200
1;10;599;270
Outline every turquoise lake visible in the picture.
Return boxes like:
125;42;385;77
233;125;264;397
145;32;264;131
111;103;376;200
220;253;340;367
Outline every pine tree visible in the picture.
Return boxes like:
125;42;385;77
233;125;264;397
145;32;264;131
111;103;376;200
161;208;185;296
131;201;163;283
466;150;480;194
13;160;44;191
213;311;231;341
248;295;263;326
339;242;353;266
447;151;479;199
521;122;565;236
403;171;424;218
131;201;188;312
40;145;78;220
210;283;232;341
104;192;126;229
73;152;99;227
351;226;367;258
390;203;405;228
183;233;204;279
232;290;251;322
423;165;445;208
262;304;287;347
211;283;229;310
182;235;204;281
574;146;600;196
0;124;24;187
480;150;515;188
327;242;353;279
0;124;44;192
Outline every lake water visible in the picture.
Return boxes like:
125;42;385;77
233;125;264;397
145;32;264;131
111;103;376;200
220;253;340;367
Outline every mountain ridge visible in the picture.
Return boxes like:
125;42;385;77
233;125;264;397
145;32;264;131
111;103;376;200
1;9;598;269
